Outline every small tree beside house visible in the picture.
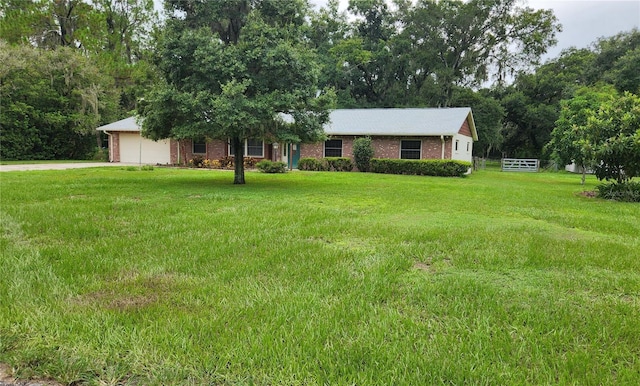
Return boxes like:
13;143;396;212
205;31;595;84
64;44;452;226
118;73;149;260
547;87;640;201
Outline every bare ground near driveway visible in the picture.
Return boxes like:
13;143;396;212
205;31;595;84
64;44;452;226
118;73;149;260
0;363;63;386
0;163;139;172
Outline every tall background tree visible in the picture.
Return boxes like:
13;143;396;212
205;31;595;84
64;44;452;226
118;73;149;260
0;0;159;160
500;29;640;159
0;42;119;160
138;0;334;184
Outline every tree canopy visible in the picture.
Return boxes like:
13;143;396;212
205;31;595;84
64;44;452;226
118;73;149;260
500;29;640;159
138;0;334;184
0;42;119;160
1;0;638;175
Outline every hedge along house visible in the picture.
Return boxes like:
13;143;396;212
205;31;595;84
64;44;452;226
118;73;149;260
97;107;477;167
298;108;477;166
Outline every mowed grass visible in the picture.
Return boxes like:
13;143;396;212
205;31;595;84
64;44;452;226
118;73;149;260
1;167;639;385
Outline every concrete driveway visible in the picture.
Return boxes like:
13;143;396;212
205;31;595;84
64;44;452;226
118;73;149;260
0;162;137;172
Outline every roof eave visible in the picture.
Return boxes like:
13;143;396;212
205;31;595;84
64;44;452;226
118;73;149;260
466;110;479;141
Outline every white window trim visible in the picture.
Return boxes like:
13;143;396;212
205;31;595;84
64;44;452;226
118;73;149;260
324;139;343;158
246;139;264;157
399;139;422;160
228;139;265;158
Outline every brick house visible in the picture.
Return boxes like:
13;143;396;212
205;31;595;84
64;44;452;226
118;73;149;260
97;108;477;167
298;108;477;166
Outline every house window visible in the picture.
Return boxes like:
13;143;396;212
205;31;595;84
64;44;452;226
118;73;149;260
246;139;264;157
229;139;264;157
193;139;206;154
400;140;421;159
455;140;459;152
324;139;343;157
466;142;470;152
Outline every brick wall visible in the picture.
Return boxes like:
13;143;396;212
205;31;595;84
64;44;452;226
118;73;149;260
178;139;274;162
110;132;120;162
301;137;355;158
444;137;452;159
302;136;458;161
374;136;449;159
372;137;400;159
301;142;323;159
301;136;457;161
179;139;229;162
170;140;178;164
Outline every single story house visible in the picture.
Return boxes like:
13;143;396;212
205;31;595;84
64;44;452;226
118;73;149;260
97;107;477;168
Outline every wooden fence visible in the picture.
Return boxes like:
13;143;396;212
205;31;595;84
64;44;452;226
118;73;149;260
501;158;539;172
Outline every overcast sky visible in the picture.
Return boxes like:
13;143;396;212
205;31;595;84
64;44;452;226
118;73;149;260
310;0;640;61
529;0;639;59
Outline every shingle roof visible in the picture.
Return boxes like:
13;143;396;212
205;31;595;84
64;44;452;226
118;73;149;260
98;108;477;140
97;116;140;132
324;108;477;140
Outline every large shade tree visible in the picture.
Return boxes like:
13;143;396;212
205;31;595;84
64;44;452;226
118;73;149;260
0;42;119;160
398;0;560;107
139;0;334;184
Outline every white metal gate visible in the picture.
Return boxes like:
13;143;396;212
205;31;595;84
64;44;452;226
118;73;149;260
501;158;539;172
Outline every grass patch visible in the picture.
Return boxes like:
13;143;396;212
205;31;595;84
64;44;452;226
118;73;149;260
0;160;102;165
1;168;639;384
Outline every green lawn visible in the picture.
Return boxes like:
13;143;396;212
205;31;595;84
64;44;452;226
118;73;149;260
1;167;639;385
0;160;102;165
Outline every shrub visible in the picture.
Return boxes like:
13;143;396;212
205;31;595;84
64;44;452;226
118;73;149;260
353;137;374;172
140;165;154;171
597;181;640;202
218;156;234;168
244;157;258;168
90;147;109;162
325;157;354;172
202;159;222;169
370;158;471;177
256;160;287;173
298;157;328;171
189;155;205;168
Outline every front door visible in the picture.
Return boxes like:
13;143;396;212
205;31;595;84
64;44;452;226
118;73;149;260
290;143;301;169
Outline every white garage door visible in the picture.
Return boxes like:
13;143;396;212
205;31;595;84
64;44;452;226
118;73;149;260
119;133;171;164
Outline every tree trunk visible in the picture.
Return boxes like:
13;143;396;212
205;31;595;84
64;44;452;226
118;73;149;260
581;165;586;185
232;136;245;184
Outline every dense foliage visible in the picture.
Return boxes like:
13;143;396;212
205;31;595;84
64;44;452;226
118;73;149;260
500;30;640;159
0;43;118;160
297;157;354;172
370;159;471;177
352;137;374;172
256;160;287;173
597;181;640;202
1;0;638;172
0;0;158;161
298;157;328;171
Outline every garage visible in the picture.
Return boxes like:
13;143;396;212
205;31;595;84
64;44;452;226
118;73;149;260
97;117;174;164
119;133;171;164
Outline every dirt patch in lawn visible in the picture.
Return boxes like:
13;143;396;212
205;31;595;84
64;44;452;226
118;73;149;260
0;363;63;386
72;272;181;311
577;190;598;198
